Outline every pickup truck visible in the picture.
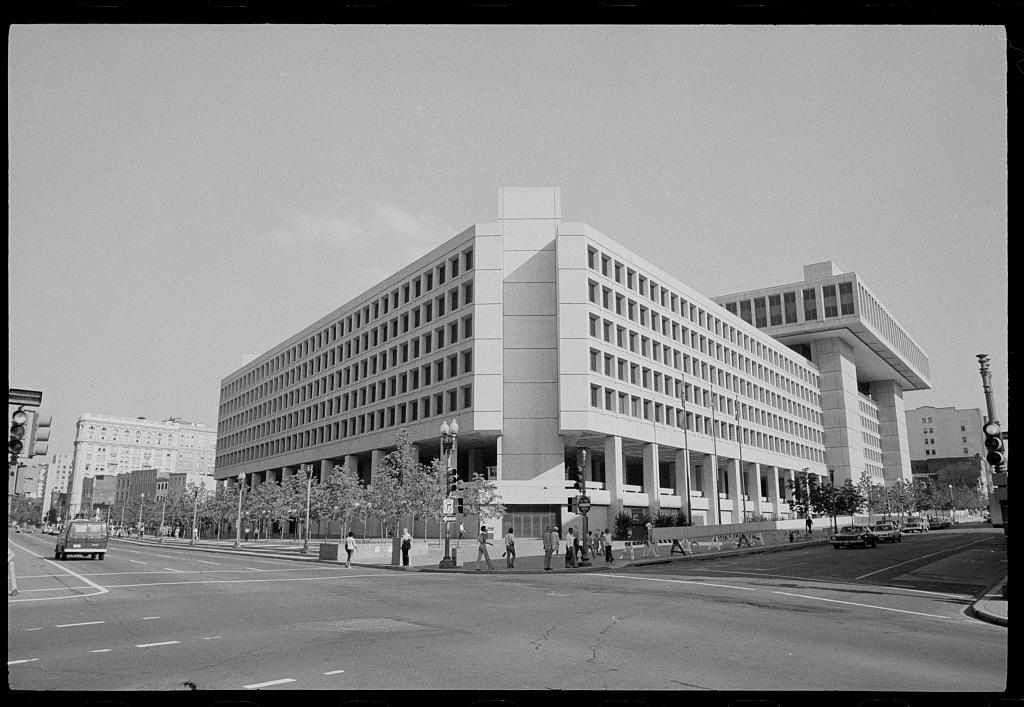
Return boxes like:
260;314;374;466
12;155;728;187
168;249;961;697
831;525;878;549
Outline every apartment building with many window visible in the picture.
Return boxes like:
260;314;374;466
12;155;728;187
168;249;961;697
216;188;865;535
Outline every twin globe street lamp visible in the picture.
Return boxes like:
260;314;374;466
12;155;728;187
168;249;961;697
439;419;458;569
233;472;245;549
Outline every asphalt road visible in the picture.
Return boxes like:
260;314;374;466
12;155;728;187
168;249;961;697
7;528;1008;692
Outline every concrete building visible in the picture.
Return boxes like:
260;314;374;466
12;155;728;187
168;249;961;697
80;474;119;519
217;188;874;536
906;405;996;496
65;414;216;519
42;453;73;514
713;260;930;487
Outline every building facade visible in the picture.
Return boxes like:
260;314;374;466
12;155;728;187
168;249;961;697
906;406;994;495
80;474;119;519
42;453;73;514
216;188;896;535
66;414;216;519
712;261;930;487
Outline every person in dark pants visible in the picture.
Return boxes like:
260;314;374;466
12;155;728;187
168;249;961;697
504;527;516;568
542;526;556;571
400;528;412;567
603;528;614;563
564;528;578;567
805;516;813;534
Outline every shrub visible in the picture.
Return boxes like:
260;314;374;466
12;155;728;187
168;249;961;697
675;512;690;526
613;511;632;540
654;512;677;527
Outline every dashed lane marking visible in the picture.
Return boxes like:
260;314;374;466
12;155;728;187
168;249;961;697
244;567;265;571
8;659;39;665
165;568;184;573
141;616;160;620
244;678;296;689
90;649;112;653
55;621;105;628
323;670;346;675
136;641;180;648
196;560;220;565
202;636;221;640
128;560;147;565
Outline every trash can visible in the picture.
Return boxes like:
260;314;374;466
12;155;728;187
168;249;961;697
319;543;340;561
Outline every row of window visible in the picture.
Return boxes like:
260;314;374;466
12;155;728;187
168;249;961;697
220;348;473;452
588;314;822;425
721;282;856;328
222;247;475;399
588;384;824;464
220;314;474;436
586;246;818;387
922;448;970;457
221;279;475;420
858;282;929;378
82;426;210;448
588;347;822;443
217;384;473;469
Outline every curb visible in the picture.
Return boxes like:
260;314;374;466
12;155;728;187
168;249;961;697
966;576;1008;627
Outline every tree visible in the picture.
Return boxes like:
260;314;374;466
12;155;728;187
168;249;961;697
786;472;824;518
322;463;365;539
410;458;446;543
833;479;866;524
366;430;423;538
202;485;235;540
461;472;506;530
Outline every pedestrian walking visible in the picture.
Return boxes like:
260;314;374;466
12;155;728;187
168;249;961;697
344;531;357;567
476;525;495;570
542;525;556;571
173;526;180;539
191;525;198;542
504;527;516;568
401;528;413;567
643;521;658;557
564;528;578;567
459;523;465;540
603;528;614;563
574;531;582;562
805;516;813;534
244;525;251;542
590;530;601;559
254;525;260;542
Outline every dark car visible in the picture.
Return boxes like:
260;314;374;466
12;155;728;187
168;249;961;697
54;520;108;560
871;521;902;543
927;518;953;530
831;525;878;549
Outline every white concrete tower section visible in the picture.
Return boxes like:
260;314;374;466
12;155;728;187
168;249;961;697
498;187;564;484
713;261;930;485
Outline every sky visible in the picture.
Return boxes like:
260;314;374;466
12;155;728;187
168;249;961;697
8;25;1008;458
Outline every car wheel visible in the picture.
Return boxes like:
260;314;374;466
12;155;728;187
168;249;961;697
60;552;67;561
54;549;60;560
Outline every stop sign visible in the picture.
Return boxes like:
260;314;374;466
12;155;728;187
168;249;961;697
577;496;591;514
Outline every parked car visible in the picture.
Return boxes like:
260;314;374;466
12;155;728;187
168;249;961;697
54;520;108;560
927;518;953;530
871;521;902;543
902;519;929;533
831;525;878;549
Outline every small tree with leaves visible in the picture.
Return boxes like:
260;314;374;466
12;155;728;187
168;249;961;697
322;463;365;539
461;471;506;531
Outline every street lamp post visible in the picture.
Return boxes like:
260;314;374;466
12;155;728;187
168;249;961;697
948;483;955;522
736;397;746;523
439;419;458;568
233;472;245;549
137;492;145;536
159;494;167;543
302;464;313;554
828;468;837;533
578;449;591;566
680;377;692;526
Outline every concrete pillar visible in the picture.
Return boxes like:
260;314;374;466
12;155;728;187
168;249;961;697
870;380;912;484
701;453;720;525
643;443;660;516
786;468;796;515
673;449;691;522
468;448;481;479
768;466;781;517
344;455;359;481
370;450;386;487
319;459;332;484
746;462;763;516
729;458;743;521
495;435;503;480
604;435;624;517
810;337;863;484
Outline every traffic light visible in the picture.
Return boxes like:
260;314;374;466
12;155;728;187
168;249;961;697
572;471;583;491
983;421;1005;469
28;413;52;457
567;496;578;513
9;407;28;457
456;497;464;514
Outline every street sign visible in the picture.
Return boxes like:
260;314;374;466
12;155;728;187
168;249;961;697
442;514;457;523
578;495;591;514
443;498;454;515
8;389;43;407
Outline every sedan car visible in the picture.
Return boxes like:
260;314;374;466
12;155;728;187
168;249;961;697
831;525;878;549
902;519;929;533
870;521;902;542
927;518;952;530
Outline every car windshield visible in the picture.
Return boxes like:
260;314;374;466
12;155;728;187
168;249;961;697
875;524;893;530
840;527;864;534
69;523;105;537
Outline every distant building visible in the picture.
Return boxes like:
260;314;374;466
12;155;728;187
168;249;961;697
714;260;931;486
80;474;118;519
65;414;216;519
42;453;73;513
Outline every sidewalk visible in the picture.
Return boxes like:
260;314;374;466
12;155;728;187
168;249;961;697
117;533;1007;626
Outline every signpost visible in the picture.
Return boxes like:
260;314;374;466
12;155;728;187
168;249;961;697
577;496;591;514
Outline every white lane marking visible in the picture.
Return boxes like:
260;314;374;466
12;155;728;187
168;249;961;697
16;586;96;593
165;568;184;573
136;641;179;648
855;538;994;579
90;649;112;653
545;593;571;596
55;620;105;628
256;560;288;565
141;616;160;620
244;678;296;689
196;560;220;565
128;560;147;565
202;636;221;640
244;567;265;571
598;574;757;591
152;554;176;559
8;659;39;665
26;627;44;631
100;573;392;589
693;568;973;600
6;539;109;603
323;669;346;675
769;590;955;620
